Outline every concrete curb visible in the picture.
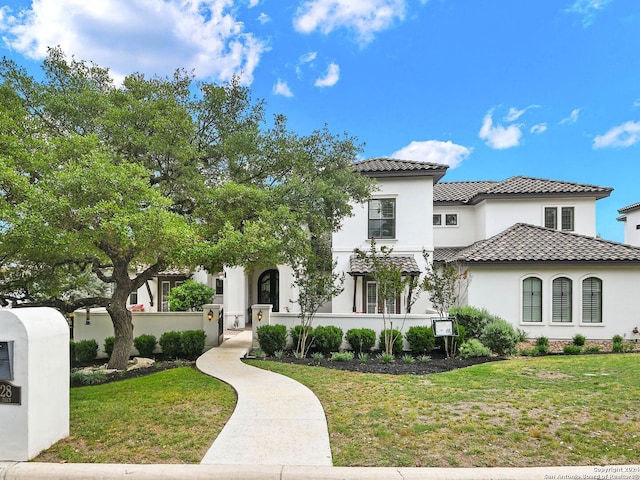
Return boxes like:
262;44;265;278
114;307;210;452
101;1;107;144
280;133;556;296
2;463;638;480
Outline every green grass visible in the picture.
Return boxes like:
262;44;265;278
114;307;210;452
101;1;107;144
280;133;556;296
247;354;640;467
36;367;236;464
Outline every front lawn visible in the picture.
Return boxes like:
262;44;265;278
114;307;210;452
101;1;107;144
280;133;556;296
249;354;640;467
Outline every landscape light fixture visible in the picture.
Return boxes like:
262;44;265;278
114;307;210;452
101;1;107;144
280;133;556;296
207;309;214;321
257;310;263;322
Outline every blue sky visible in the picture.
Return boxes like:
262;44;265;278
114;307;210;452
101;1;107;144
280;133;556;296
1;0;639;242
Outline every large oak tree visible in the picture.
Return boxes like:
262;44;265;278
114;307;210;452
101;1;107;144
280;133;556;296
0;48;372;369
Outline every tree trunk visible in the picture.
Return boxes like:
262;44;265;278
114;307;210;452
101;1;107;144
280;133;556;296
107;300;133;370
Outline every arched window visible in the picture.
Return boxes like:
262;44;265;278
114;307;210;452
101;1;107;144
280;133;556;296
552;277;572;323
522;277;542;322
582;277;602;323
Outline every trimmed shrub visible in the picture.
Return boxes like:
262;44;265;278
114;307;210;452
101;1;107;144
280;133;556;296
535;336;550;354
134;334;157;358
159;331;182;359
405;326;435;355
75;339;99;364
313;326;344;355
563;345;582;355
290;325;315;352
70;340;76;367
379;328;403;355
480;319;519;356
345;328;376;353
180;330;206;360
449;306;494;339
435;323;467;356
612;342;624;353
612;334;624;344
167;279;215;311
256;324;287;356
104;336;115;358
572;333;586;346
458;339;492;359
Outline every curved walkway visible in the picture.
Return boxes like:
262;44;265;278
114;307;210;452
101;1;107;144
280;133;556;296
196;331;333;466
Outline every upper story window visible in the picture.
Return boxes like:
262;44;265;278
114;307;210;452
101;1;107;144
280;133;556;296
545;206;574;231
433;214;442;226
368;198;395;239
434;213;458;227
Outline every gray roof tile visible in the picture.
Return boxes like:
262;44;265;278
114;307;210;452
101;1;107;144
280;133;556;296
435;176;612;204
618;201;640;214
354;158;448;181
349;254;421;275
447;223;640;264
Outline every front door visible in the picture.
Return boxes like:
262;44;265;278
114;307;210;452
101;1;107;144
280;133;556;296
258;269;279;312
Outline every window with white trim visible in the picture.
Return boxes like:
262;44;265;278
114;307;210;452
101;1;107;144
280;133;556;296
544;206;574;231
582;277;602;323
433;214;442;226
365;280;398;314
522;277;542;322
368;199;396;239
552;277;572;323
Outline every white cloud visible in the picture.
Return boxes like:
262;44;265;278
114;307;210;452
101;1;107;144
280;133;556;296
504;105;538;122
530;123;548;134
247;0;260;7
0;0;267;85
314;62;340;87
559;108;581;124
273;79;294;98
293;0;406;44
593;121;640;149
296;51;318;78
257;13;270;24
391;140;472;169
633;98;640;108
565;0;613;27
478;110;523;149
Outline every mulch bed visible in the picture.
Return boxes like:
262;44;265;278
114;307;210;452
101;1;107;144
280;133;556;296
70;359;195;387
256;350;505;375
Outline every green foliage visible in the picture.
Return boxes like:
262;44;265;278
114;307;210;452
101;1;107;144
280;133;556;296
516;328;528;343
585;345;601;353
612;342;624;353
69;340;76;367
133;334;157;358
563;345;582;355
449;306;493;339
519;347;541;356
75;339;99;364
312;352;324;361
256;324;287;356
401;354;416;364
480;319;519;356
423;261;470;318
458;339;492;359
70;370;107;386
377;352;395;363
330;351;354;362
180;330;206;360
572;334;586;346
418;354;431;363
358;352;370;362
159;331;182;359
405;326;435;355
104;336;115;358
167;280;214;312
313;325;344;355
290;325;315;352
274;350;285;359
379;328;403;355
612;334;624;344
345;328;376;353
535;336;550;354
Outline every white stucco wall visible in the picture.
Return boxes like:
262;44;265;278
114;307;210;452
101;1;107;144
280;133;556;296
465;264;640;341
621;209;640;247
433;205;476;247
332;175;435;314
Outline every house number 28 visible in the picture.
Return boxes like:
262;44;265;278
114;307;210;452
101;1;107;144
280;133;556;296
0;384;12;398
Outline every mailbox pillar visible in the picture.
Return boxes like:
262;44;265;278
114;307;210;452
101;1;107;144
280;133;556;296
0;307;69;461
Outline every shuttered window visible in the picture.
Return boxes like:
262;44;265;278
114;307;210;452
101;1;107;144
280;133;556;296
582;277;602;323
522;277;542;322
552;277;572;323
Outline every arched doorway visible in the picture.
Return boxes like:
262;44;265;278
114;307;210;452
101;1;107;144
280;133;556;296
258;269;279;312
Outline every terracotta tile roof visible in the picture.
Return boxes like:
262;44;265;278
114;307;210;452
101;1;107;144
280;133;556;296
434;176;612;204
618;201;640;214
446;223;640;264
354;158;448;181
349;254;421;275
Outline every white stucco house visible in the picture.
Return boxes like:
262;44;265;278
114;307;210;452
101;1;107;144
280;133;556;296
129;158;640;341
617;202;640;247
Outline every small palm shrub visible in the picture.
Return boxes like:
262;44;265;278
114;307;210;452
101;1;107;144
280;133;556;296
535;336;550;354
133;334;157;357
480;319;519;356
180;330;206;360
405;326;435;355
572;333;586;346
458;339;492;359
159;331;182;359
401;354;415;364
358;352;370;362
256;324;287;356
313;326;344;355
104;336;115;358
379;328;403;355
377;352;395;363
75;339;99;364
345;328;376;353
418;354;431;363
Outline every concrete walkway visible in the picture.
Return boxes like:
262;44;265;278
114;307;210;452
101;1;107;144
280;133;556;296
195;330;333;466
